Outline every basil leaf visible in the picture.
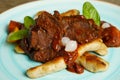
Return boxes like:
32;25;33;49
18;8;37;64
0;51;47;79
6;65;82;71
7;29;28;42
83;2;100;26
24;16;35;29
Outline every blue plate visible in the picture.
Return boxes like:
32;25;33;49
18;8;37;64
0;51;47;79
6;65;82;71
0;0;120;80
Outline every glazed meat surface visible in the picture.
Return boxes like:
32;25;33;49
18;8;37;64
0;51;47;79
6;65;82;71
102;26;120;47
20;11;104;62
62;16;102;44
20;12;64;62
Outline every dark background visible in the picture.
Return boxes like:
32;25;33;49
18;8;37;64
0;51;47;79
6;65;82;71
0;0;120;13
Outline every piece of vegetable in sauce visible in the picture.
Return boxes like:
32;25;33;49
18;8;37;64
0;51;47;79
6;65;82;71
83;2;100;26
8;20;21;33
61;37;78;52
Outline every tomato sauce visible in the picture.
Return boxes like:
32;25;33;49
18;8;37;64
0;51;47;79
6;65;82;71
59;50;84;74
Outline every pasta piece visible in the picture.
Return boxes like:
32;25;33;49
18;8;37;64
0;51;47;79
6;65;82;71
15;45;25;54
76;52;109;72
26;57;66;78
77;39;108;56
61;9;80;16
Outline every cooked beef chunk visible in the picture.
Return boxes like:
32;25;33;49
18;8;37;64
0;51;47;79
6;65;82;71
102;26;120;47
20;11;102;62
62;16;102;44
20;11;64;62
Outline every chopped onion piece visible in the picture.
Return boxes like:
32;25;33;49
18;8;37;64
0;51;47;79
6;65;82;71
65;40;77;52
61;37;70;46
102;23;110;28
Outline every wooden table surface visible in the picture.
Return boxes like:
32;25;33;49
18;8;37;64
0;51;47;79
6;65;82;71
0;0;120;13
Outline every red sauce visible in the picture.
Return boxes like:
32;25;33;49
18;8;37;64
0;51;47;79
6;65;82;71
67;63;84;74
59;50;84;74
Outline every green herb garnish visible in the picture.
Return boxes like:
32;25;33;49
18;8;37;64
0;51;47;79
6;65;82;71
83;2;100;26
7;16;35;42
24;16;35;29
7;29;28;42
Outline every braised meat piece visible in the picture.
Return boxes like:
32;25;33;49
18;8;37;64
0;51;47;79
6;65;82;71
20;11;64;62
102;26;120;47
62;16;102;44
20;11;102;63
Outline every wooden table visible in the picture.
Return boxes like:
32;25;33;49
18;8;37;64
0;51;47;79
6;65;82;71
0;0;120;13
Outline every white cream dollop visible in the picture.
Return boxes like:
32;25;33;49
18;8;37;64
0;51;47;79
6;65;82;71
61;37;77;52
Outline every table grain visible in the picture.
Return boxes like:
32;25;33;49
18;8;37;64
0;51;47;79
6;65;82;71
0;0;120;13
